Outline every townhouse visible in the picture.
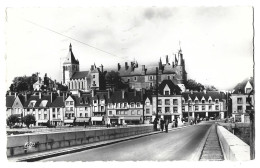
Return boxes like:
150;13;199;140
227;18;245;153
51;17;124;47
181;90;227;120
230;79;254;123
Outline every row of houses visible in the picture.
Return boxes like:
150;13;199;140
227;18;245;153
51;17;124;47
6;80;233;126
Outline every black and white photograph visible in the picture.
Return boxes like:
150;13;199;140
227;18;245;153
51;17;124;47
1;0;257;165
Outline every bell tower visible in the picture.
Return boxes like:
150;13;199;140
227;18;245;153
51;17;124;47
62;43;79;85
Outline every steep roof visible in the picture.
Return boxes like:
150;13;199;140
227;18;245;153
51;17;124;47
158;80;182;95
233;78;254;94
50;96;64;107
71;71;89;80
63;44;79;65
6;95;15;108
182;91;227;101
24;94;54;108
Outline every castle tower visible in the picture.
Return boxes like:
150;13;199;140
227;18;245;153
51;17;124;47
62;43;80;84
175;48;187;84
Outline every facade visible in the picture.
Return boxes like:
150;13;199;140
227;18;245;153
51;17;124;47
182;90;227;120
149;80;183;123
115;49;187;91
6;93;24;118
107;90;144;125
230;80;254;123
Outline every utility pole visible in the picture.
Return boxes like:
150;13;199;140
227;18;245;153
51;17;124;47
153;67;159;131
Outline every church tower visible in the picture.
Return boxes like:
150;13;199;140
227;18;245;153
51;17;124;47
174;48;187;84
62;43;80;85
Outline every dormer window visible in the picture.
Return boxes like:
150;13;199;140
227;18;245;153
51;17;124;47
209;100;212;104
149;76;153;80
246;88;251;94
215;99;219;104
28;101;37;108
195;100;199;104
93;75;95;78
134;76;137;81
165;91;170;95
202;100;205;104
167;76;170;80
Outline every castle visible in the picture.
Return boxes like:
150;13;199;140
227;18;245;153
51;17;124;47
62;44;187;93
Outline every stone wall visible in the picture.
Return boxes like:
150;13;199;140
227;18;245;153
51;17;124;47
7;125;153;157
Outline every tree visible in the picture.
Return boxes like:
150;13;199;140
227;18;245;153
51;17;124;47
23;114;36;128
185;79;205;91
106;71;129;90
9;73;39;92
7;115;20;128
205;85;218;91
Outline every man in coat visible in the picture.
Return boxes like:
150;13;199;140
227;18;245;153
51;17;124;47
165;119;169;133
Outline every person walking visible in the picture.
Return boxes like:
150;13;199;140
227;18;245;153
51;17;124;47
165;119;169;133
160;118;164;132
175;118;178;128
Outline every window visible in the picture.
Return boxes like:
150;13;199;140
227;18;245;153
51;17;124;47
93;75;95;78
109;111;112;115
72;113;74;117
237;98;243;104
195;106;199;111
70;101;73;105
237;106;243;113
38;114;41;120
79;108;83;111
158;99;162;105
215;105;219;110
65;113;68;117
131;103;135;107
202;105;205;111
165;99;170;105
215;99;219;104
165;91;170;95
182;106;185;112
85;113;88;117
146;102;150;106
53;114;56;118
120;111;124;115
80;113;82;117
173;107;178;113
195;100;199;104
188;105;192;111
57;110;60;115
173;99;178;105
124;103;127;108
70;107;73;111
202;100;205;104
149;76;153;80
158;107;162;113
146;109;150;114
94;100;97;104
57;108;60;112
85;107;87;111
44;114;47;120
131;111;135;115
246;106;251;110
209;100;212;104
134;76;137;81
116;111;120;115
246;97;252;104
101;106;105;111
246;88;251;94
182;99;185;104
137;110;141;115
66;107;69;111
209;105;212;111
93;81;96;86
52;108;55;112
137;103;141;107
66;102;69;105
27;109;30;112
167;76;170;80
165;107;170;113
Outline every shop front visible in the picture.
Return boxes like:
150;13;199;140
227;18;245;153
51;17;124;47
75;117;90;126
91;116;104;125
64;119;74;126
51;119;62;126
123;116;142;125
37;120;48;126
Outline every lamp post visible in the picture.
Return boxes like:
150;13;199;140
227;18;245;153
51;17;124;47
188;98;190;125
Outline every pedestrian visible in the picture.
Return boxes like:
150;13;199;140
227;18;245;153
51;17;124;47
165;119;169;133
84;121;86;128
160;118;164;132
172;119;175;128
175;118;178;127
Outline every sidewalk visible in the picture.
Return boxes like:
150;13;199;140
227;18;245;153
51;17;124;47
8;124;191;162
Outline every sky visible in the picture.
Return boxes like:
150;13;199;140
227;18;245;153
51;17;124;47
5;6;254;91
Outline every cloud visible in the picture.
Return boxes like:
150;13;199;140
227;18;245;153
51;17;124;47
143;7;173;20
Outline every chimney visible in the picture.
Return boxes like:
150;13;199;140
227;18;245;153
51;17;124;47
131;62;135;71
24;92;27;102
122;90;125;99
125;62;128;70
9;91;11;96
190;90;193;94
91;65;94;71
118;63;121;71
39;92;42;99
14;92;17;97
78;91;81;98
108;90;110;99
92;89;95;97
100;64;104;73
57;90;60;96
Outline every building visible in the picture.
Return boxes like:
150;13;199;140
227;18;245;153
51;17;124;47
61;44;106;94
149;80;183;123
230;79;254;123
23;92;55;126
107;90;144;125
182;90;227;120
115;48;187;91
6;92;25;119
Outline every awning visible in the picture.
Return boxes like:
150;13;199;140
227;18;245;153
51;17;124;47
75;117;90;123
37;120;48;123
52;119;62;121
108;116;119;119
91;116;103;121
123;116;142;121
64;119;74;123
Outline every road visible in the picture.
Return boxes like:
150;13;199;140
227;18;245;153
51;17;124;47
43;122;213;161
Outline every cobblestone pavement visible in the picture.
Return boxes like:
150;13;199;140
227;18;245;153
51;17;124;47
199;123;224;161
